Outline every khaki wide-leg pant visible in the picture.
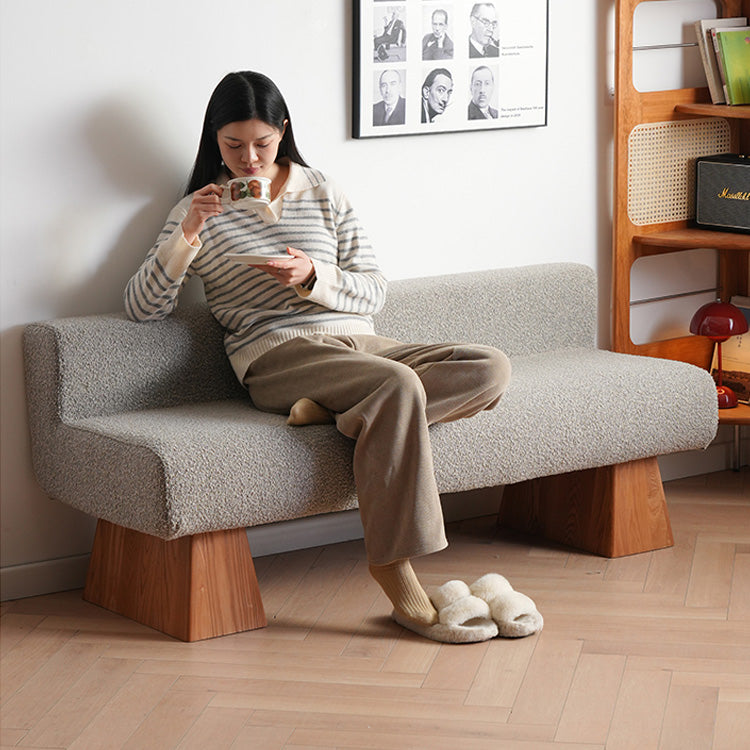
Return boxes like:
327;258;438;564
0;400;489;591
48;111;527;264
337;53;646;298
244;334;511;565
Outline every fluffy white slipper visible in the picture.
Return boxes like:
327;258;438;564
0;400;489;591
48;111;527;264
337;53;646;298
469;573;543;638
392;579;498;643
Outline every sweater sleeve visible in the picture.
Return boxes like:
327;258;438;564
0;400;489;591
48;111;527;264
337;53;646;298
124;201;201;321
299;188;387;315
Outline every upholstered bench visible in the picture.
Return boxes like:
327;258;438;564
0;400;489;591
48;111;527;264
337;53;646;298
24;263;718;640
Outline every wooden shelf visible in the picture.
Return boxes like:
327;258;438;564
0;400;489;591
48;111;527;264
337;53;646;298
612;0;750;431
719;402;750;426
634;228;750;252
674;103;750;120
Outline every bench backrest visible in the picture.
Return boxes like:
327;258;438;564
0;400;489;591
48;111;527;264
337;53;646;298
24;262;596;422
379;263;596;353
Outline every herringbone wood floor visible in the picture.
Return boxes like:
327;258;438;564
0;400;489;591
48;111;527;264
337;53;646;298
1;469;748;749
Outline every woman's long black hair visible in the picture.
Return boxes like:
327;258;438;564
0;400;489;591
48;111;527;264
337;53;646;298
184;71;308;196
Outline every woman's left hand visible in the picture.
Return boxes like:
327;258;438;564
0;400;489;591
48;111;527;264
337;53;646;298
259;247;315;288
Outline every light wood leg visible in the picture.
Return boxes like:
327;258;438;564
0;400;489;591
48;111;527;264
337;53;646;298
499;457;674;558
83;520;267;641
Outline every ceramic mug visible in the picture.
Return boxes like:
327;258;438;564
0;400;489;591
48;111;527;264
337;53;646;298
222;176;271;205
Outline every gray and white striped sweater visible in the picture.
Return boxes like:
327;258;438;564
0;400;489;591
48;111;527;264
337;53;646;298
124;163;387;382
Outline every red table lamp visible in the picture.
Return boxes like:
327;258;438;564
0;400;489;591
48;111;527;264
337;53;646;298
690;301;749;409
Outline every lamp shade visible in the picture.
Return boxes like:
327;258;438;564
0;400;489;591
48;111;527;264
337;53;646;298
689;301;749;341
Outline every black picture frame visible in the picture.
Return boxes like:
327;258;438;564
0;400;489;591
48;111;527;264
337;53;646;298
353;0;549;138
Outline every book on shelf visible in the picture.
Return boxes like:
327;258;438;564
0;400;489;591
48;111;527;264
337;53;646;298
715;27;750;105
694;17;747;104
710;295;750;404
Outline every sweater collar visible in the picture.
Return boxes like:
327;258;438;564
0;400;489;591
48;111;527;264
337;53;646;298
262;160;326;224
279;160;326;195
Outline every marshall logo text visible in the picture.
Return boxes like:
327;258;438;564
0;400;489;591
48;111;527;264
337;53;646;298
717;187;750;201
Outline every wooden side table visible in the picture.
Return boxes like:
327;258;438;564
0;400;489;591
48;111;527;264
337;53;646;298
720;405;750;471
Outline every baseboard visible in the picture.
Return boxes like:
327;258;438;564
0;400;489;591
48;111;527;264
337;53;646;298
2;436;743;602
1;554;90;602
0;488;502;602
247;509;365;558
658;425;745;480
246;484;503;558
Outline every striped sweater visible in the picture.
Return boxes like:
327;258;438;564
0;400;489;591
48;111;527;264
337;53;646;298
124;162;387;382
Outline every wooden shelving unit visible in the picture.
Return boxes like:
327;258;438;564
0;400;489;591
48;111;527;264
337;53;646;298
613;0;750;426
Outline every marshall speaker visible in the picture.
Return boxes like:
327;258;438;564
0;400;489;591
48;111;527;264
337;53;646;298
695;153;750;234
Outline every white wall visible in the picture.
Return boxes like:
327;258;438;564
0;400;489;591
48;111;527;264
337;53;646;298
0;0;733;600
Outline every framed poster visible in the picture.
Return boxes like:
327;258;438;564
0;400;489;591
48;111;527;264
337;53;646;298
353;1;549;138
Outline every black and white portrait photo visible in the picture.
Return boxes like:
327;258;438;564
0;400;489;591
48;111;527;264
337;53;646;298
421;68;454;123
373;6;406;62
422;8;454;61
468;3;500;58
468;65;498;119
373;69;406;126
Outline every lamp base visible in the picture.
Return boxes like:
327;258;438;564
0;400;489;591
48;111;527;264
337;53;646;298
717;385;739;409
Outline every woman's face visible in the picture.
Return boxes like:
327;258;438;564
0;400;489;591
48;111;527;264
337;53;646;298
217;118;287;180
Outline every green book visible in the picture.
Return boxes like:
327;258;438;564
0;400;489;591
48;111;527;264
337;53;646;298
716;27;750;104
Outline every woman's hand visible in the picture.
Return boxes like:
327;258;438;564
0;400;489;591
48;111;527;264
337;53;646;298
182;184;224;245
259;247;315;288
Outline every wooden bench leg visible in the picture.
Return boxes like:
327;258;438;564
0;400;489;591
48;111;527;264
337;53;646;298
498;457;674;558
83;520;267;641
